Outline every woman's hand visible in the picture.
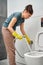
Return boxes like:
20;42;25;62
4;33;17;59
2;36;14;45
12;31;23;40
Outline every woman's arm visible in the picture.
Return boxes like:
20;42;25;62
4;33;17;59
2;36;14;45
20;22;26;35
20;22;33;44
8;17;17;33
8;17;23;40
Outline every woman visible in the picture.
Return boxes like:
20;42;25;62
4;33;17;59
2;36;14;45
2;4;33;65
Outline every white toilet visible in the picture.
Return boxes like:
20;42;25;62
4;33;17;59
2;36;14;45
24;31;43;65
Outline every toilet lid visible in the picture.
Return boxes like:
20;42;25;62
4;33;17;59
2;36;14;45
35;32;43;50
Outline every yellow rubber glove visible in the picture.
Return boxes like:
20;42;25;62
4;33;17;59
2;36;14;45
24;34;33;44
12;31;23;40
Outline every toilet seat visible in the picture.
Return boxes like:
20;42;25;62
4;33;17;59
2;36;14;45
24;51;43;58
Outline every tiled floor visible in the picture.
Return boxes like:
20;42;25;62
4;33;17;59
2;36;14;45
0;59;26;65
0;59;9;65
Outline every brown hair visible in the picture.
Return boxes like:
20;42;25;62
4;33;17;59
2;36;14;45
24;4;33;15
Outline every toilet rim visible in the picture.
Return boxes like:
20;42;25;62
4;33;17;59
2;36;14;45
24;51;43;58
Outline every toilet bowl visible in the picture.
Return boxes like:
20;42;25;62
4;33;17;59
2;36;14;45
24;31;43;65
24;51;43;65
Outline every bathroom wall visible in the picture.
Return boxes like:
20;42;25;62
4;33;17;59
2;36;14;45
7;0;43;64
